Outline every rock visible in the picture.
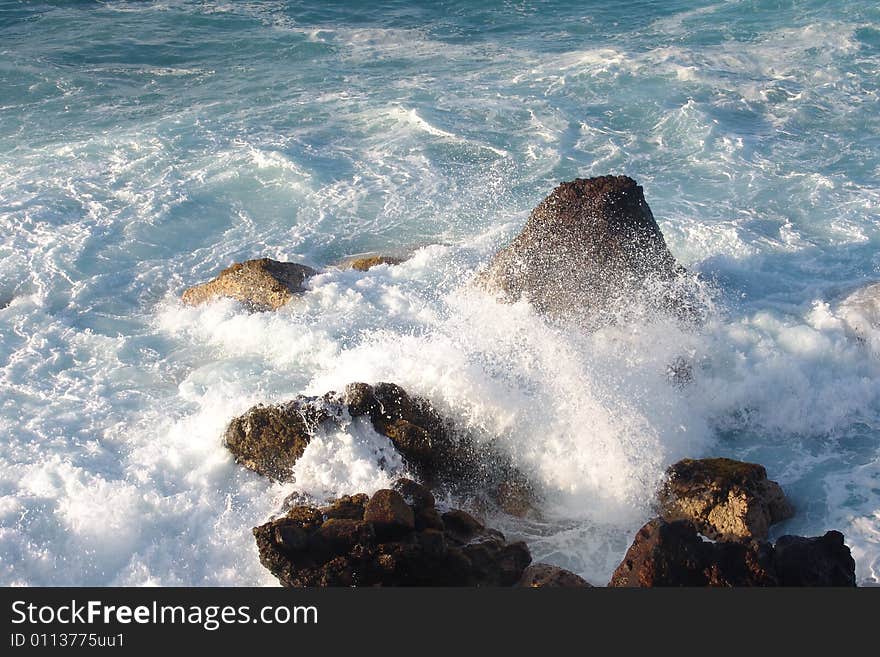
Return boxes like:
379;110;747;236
478;175;689;320
441;509;485;544
517;564;592;587
253;480;534;586
342;382;540;517
608;518;856;587
182;258;316;310
363;489;416;536
658;457;794;540
773;531;856;586
223;382;539;515
223;400;330;481
321;494;369;520
609;519;778;587
392;478;436;511
339;254;404;271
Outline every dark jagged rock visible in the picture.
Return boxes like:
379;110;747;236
774;531;857;586
253;482;532;586
658;457;794;540
517;564;592;587
224;382;539;516
182;258;316;310
478;176;689;319
608;518;856;587
341;382;539;516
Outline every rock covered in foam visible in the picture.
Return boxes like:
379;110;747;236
658;457;794;540
477;175;691;319
253;481;532;586
608;518;856;587
181;258;316;310
223;382;538;516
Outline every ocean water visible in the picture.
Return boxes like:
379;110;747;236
1;0;879;586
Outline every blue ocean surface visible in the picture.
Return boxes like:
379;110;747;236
1;0;879;585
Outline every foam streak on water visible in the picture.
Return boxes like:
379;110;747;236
1;1;879;585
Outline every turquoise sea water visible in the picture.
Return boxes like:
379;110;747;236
1;0;879;585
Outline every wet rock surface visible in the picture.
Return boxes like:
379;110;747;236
182;258;316;310
223;396;333;482
254;481;532;586
478;176;690;320
658;457;794;540
224;382;538;515
608;518;856;587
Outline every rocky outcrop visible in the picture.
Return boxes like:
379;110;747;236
608;518;856;587
516;564;591;587
253;481;532;586
658;457;794;540
339;254;404;271
477;175;690;319
224;382;538;516
182;258;316;310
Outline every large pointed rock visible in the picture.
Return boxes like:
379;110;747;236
182;258;316;310
478;175;686;318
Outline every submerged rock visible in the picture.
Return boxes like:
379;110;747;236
658;457;794;540
339;254;405;271
478;175;690;319
253;481;532;586
223;382;539;516
181;258;316;310
608;518;856;587
516;564;592;587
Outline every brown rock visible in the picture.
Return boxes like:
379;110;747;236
608;518;856;587
223;400;329;481
363;489;415;534
441;509;484;545
340;254;404;271
321;494;369;520
392;478;436;511
225;382;540;516
658;457;794;540
253;480;533;587
478;176;689;320
182;258;316;310
608;518;777;587
517;564;592;587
